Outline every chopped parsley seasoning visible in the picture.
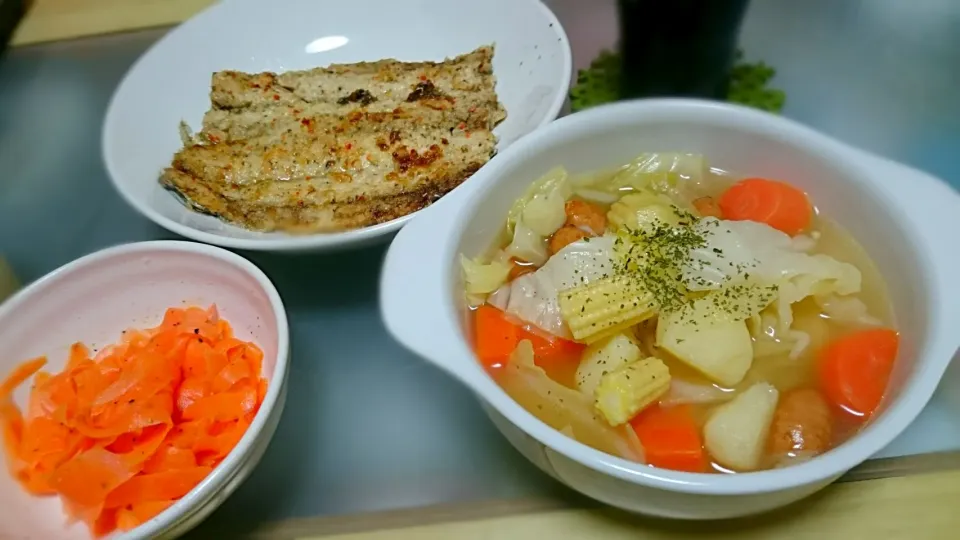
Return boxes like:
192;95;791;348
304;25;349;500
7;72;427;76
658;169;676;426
613;206;707;312
610;205;771;319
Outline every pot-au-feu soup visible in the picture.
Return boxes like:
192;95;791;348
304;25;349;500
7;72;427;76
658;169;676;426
461;153;899;473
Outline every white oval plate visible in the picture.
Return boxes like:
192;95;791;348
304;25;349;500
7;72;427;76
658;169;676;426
102;0;571;252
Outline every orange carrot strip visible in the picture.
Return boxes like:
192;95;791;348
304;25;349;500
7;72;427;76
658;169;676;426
19;416;85;472
0;357;47;399
194;418;250;467
91;351;177;411
115;508;139;533
212;357;253;393
216;319;234;340
175;377;209;415
115;500;175;531
104;466;212;509
52;447;138;507
1;305;268;538
819;328;899;419
107;423;172;469
257;378;269;406
182;339;228;381
90;507;119;538
181;386;257;422
631;404;708;473
142;444;196;474
1;399;25;479
243;344;264;379
214;337;247;359
66;343;91;371
718;177;813;236
165;419;211;450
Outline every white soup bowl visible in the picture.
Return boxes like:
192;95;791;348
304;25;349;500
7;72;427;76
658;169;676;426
380;99;960;519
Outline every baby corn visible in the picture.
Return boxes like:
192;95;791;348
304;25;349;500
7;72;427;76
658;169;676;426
558;275;656;344
595;356;671;426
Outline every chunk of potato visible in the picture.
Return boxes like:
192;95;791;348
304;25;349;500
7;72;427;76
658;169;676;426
656;298;754;387
703;382;779;471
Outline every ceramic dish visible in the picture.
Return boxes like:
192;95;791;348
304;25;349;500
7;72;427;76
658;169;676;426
380;99;960;519
102;0;571;252
0;241;290;539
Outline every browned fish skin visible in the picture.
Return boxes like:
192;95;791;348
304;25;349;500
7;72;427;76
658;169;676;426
209;47;499;111
163;46;505;233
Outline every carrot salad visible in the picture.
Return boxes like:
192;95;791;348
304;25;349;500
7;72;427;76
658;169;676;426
0;305;268;537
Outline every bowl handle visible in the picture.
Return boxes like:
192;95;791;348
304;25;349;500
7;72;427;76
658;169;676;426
851;148;960;345
380;186;475;382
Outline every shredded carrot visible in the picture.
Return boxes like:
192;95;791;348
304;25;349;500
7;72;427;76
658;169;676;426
0;305;268;537
717;177;813;236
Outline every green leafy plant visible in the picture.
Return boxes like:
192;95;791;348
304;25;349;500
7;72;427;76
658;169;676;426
570;49;785;113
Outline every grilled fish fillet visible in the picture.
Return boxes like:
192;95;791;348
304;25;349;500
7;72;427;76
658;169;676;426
161;46;506;233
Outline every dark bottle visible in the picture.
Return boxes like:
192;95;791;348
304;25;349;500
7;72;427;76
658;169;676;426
618;0;751;99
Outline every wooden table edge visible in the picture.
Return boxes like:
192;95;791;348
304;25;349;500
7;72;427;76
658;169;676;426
9;0;213;47
246;450;960;539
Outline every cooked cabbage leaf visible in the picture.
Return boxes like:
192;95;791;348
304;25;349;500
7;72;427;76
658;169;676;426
660;378;735;407
506;167;571;236
683;219;862;329
606;191;682;232
460;254;512;307
815;294;883;327
505;221;549;266
503;167;572;265
489;235;615;338
499;341;646;462
574;153;707;208
683;218;873;359
683;218;817;291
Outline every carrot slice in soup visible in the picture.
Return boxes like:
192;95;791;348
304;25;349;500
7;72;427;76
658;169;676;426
630;404;708;473
474;305;520;370
474;304;584;371
819;328;899;419
718;177;813;235
519;324;585;367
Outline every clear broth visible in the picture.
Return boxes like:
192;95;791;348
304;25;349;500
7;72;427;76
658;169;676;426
473;166;896;473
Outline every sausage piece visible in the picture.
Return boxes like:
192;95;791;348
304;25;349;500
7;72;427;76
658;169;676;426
548;225;590;255
564;200;607;235
768;388;834;456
